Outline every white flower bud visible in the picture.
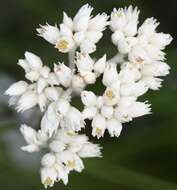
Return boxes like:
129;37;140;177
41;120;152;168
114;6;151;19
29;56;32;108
47;72;59;86
40;66;51;78
111;31;124;45
142;76;162;90
110;8;126;31
75;52;94;72
83;72;96;84
129;101;151;118
106;118;122;137
123;20;138;37
55;36;74;53
72;75;86;92
37;77;48;94
55;99;70;116
119;63;141;83
92;114;106;139
17;91;37;112
81;91;97;106
80;40;96;54
141;61;170;77
5;81;28;96
38;93;48;112
20;124;37;144
138;18;159;38
37;24;60;44
78;143;102;158
41;112;59;138
93;54;106;74
24;51;43;70
101;106;114;119
150;33;172;49
54;63;72;87
117;38;131;54
64;107;85;131
102;63;119;87
73;4;93;32
82;106;98;120
88;13;109;32
41;153;56;167
25;70;40;82
17;59;30;72
45;87;59;101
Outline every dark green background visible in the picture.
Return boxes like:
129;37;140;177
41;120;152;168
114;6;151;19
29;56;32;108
0;0;177;189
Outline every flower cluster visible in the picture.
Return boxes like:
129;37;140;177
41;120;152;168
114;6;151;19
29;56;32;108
5;4;172;188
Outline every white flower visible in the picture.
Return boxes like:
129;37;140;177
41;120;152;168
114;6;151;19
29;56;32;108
138;18;159;38
149;33;172;50
37;23;60;44
102;63;119;87
38;93;48;112
54;63;73;87
88;13;109;32
142;76;163;90
141;61;170;77
24;51;43;70
78;143;102;158
55;99;70;117
5;81;28;96
101;105;114;119
58;151;84;172
37;77;48;94
106;118;122;137
82;106;98;120
41;153;56;167
81;91;97;106
20;124;48;152
45;87;59;101
92;114;106;138
17;91;38;112
82;71;96;84
103;86;120;106
93;54;107;74
71;75;86;92
63;107;85;131
73;4;93;32
110;6;139;36
41;167;58;188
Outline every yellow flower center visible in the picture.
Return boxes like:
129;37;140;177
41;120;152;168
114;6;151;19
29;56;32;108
66;160;75;168
56;40;69;51
43;177;54;188
96;128;102;135
105;90;114;100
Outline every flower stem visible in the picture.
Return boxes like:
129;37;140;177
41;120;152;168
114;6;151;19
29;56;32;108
69;47;76;69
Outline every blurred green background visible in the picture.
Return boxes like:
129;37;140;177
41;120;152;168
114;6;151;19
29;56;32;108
0;0;177;189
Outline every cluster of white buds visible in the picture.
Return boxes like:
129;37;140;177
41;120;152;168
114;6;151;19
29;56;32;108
5;4;172;188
